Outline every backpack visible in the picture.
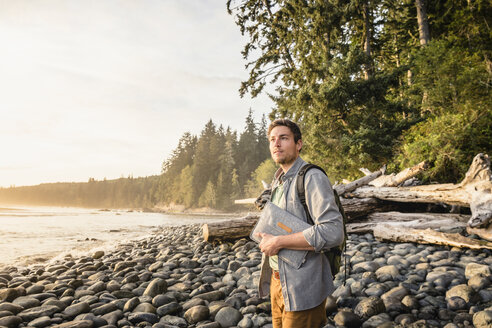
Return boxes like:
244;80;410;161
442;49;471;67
296;164;348;280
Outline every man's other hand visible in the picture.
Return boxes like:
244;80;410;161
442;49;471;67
256;232;281;256
255;188;271;210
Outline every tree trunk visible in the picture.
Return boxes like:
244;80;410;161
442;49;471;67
373;225;492;250
362;0;373;79
415;0;430;46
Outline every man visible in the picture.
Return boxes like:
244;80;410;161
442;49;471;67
256;119;344;328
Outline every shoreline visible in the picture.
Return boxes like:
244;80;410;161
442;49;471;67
1;223;491;327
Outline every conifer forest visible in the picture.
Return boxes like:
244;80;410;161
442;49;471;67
1;0;490;210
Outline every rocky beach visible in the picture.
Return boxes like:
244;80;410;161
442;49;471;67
1;224;491;328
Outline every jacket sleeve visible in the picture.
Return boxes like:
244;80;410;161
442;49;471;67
301;169;344;252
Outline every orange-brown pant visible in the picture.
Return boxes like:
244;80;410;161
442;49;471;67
270;274;327;328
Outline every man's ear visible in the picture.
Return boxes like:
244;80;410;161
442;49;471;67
297;139;303;152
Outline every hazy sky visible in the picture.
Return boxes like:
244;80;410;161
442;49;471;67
0;0;273;187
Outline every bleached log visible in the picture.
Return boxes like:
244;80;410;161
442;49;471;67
335;166;385;195
202;214;258;242
348;212;469;234
353;154;492;228
373;225;492;250
370;161;428;187
234;198;257;205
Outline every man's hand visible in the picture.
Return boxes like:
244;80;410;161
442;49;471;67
254;188;271;210
256;232;282;256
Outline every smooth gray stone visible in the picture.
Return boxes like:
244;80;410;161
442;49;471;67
446;284;477;303
18;305;61;322
75;313;108;328
26;284;45;295
395;313;416;325
361;313;391;328
63;302;90;318
29;315;52;328
156;302;181;316
0;315;22;328
333;310;362;328
121;274;139;285
214;306;242;328
105;281;121;292
182;298;206;311
52;319;93;328
128;312;159;325
468;275;491;291
133;302;156;313
0;310;13;318
184;305;210;324
43;299;68;310
352;261;380;273
13;296;41;309
447;296;467;311
208;301;228;318
354;297;386;321
152;294;175;307
87;282;106;293
113;261;137;272
92;303;118;316
0;303;24;315
143;278;168;297
159;315;187;328
0;288;22;302
237;316;253;328
465;263;491;279
100;310;123;326
473;310;492;328
123;297;140;312
193;290;225;302
74;290;95;299
111;290;134;299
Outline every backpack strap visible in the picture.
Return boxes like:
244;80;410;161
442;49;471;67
296;163;327;226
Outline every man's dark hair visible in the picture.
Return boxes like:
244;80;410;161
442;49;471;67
267;119;302;143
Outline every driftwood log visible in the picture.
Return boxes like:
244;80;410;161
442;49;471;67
369;161;428;187
373;225;492;250
347;212;469;234
202;215;258;242
352;153;492;228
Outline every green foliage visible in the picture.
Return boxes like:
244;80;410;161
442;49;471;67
244;159;278;197
229;0;491;182
396;40;492;182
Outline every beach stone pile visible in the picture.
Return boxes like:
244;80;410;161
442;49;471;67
0;224;491;328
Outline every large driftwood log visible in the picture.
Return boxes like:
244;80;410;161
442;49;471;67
202;215;258;242
370;161;428;187
352;153;492;228
373;225;492;250
348;212;469;234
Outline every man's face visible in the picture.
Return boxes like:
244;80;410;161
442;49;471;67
269;126;302;166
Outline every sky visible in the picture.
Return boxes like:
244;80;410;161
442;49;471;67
0;0;274;188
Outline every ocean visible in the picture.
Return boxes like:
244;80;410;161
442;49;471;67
0;206;229;268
